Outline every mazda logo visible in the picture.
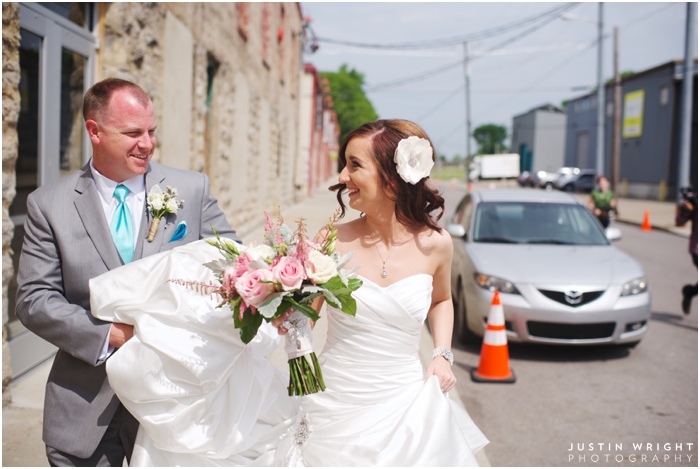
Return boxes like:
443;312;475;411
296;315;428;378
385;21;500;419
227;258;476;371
565;290;583;305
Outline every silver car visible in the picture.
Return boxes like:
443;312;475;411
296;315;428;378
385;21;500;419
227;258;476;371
447;189;650;346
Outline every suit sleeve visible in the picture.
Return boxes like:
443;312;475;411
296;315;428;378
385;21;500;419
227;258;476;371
198;172;240;242
14;193;112;366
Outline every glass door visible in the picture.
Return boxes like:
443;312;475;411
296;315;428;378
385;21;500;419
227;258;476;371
9;3;96;379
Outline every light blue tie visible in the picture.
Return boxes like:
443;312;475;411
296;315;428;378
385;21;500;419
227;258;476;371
110;185;134;264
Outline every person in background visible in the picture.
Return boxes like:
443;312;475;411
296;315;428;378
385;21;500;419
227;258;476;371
588;175;616;229
676;187;697;315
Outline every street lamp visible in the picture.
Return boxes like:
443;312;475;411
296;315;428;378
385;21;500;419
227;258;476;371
562;4;605;176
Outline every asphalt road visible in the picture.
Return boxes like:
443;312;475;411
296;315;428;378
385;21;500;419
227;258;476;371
440;186;698;467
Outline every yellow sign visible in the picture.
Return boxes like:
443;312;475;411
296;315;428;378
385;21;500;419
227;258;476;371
623;90;644;138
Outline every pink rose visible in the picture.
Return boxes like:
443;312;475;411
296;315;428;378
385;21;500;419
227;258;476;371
272;256;305;291
234;268;275;307
234;252;253;278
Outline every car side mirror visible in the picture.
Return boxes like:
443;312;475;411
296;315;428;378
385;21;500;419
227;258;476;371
446;223;467;240
605;226;622;242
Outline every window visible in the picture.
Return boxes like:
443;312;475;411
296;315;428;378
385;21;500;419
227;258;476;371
278;4;285;84
203;54;220;175
261;3;270;66
38;2;95;31
9;3;96;378
659;85;669;106
473;202;608;246
237;3;249;41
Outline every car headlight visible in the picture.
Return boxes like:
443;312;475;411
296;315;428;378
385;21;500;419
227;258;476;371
620;277;648;296
474;273;520;294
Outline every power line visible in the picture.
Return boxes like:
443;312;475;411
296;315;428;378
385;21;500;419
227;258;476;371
315;3;580;50
415;84;463;123
365;10;570;92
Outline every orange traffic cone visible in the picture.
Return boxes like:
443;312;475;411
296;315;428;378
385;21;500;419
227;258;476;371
467;181;473;192
471;291;516;383
450;179;456;190
640;210;652;232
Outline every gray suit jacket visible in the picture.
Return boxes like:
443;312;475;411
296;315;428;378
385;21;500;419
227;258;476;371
15;162;238;458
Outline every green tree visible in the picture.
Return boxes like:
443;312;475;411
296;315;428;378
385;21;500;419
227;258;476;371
320;64;378;144
472;124;507;155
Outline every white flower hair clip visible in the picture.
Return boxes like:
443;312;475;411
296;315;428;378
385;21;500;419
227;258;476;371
393;136;434;184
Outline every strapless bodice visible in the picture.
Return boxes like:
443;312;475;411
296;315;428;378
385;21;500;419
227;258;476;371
322;274;433;363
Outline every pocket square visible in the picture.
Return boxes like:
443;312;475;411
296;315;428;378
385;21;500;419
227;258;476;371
169;221;187;243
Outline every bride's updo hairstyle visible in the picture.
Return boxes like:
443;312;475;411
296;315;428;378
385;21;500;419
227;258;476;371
330;119;445;232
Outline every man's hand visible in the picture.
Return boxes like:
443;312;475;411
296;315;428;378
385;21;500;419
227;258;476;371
682;200;694;213
109;323;134;348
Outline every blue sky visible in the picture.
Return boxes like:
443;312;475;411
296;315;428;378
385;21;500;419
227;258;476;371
300;2;692;159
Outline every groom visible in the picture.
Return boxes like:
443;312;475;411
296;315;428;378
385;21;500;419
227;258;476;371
14;78;238;466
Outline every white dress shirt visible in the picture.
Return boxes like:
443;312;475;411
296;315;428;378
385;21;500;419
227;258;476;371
90;159;146;362
90;159;146;246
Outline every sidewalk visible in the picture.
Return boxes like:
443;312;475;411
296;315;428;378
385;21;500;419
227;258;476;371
3;179;490;467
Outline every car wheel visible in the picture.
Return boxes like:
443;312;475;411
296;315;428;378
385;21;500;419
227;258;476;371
454;280;472;344
564;184;574;192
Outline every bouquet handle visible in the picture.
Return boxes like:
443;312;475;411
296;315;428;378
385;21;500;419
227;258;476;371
282;310;325;396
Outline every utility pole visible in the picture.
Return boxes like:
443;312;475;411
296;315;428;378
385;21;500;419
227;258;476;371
611;27;621;195
677;2;697;200
463;41;472;172
595;2;605;176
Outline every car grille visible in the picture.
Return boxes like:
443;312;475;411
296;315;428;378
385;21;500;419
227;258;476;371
527;321;616;340
538;289;605;307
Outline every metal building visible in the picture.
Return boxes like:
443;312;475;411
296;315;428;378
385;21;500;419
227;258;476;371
511;104;567;174
564;60;698;200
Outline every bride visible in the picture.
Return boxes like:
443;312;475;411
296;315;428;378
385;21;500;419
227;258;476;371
91;119;487;466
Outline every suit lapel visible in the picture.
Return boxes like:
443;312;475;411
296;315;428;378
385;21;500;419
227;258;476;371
138;166;169;259
74;167;124;271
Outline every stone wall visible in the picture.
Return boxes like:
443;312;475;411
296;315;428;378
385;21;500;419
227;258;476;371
2;2;20;399
1;2;306;389
100;2;303;238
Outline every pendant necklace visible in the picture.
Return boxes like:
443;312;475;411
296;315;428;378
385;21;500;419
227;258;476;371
364;219;407;279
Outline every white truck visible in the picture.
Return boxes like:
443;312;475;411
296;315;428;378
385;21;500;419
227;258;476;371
470;153;520;180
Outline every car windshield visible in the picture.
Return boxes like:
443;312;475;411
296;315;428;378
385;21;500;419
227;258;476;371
473;202;609;246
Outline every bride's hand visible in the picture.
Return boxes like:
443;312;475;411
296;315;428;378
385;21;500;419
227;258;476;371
426;357;456;393
271;310;292;335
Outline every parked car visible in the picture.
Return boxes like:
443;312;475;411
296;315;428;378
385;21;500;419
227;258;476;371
535;167;578;190
516;171;531;187
447;189;650;346
554;168;597;192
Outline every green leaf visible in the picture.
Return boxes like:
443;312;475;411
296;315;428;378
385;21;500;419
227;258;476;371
239;313;263;344
257;292;288;318
333;293;357;317
347;278;363;291
233;306;256;328
286;297;320;322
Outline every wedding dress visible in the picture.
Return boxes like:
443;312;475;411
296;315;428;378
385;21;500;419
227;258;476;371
274;274;488;466
91;241;297;466
91;240;488;466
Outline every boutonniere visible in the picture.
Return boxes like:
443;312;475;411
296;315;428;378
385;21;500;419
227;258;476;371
147;185;184;242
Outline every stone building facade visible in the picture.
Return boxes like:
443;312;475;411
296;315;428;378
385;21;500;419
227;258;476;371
2;2;336;392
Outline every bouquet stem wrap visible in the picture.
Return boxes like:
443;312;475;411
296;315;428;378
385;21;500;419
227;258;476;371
282;310;325;396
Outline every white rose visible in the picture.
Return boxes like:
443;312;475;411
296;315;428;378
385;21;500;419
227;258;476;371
306;250;338;284
148;195;164;211
166;198;179;213
393;136;434;184
244;243;277;261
